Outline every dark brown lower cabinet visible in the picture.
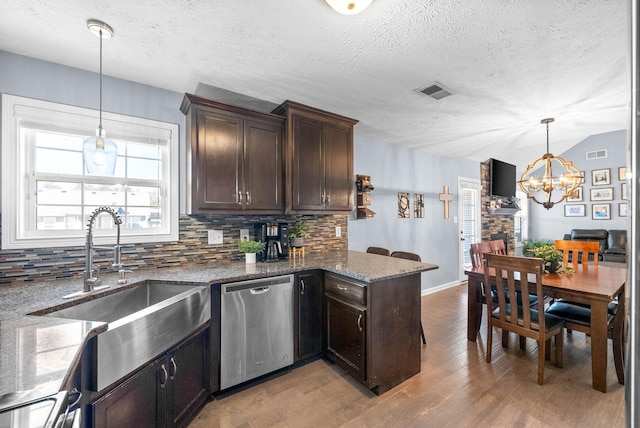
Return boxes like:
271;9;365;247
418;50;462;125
92;326;209;428
324;272;421;395
325;295;366;383
295;271;323;361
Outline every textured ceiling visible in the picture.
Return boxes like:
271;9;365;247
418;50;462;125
0;0;631;169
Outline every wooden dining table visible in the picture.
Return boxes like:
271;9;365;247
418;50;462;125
465;263;627;392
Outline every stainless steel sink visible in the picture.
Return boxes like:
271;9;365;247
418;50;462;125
43;282;211;391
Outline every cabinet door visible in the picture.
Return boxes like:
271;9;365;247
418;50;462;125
244;119;284;211
324;122;354;211
325;295;366;383
194;109;243;210
92;360;159;428
296;271;323;361
166;329;209;428
290;114;325;211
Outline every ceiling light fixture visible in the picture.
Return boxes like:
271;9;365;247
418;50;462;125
324;0;373;15
518;118;583;210
83;19;117;175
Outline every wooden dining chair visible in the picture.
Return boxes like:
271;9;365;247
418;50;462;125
366;246;391;256
470;242;492;332
489;239;506;255
546;241;624;384
554;239;599;269
483;253;565;385
390;251;426;345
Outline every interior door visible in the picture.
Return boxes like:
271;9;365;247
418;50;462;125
458;178;482;282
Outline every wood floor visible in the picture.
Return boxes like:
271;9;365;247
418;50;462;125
189;283;625;428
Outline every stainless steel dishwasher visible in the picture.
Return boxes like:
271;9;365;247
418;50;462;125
220;274;294;389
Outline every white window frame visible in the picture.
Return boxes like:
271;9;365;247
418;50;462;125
2;94;179;249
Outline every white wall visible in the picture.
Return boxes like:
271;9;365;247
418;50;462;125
348;136;480;292
528;130;629;239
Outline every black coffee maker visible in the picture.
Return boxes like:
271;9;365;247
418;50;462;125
255;223;289;262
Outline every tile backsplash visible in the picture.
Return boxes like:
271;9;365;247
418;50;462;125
0;214;348;286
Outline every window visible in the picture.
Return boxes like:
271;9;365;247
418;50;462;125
2;94;179;249
514;190;529;245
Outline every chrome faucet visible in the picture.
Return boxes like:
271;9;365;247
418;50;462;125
83;206;124;292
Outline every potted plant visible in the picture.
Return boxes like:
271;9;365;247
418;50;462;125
527;242;564;273
237;239;266;264
289;220;309;248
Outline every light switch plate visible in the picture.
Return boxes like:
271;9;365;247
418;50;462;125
335;226;342;237
240;229;249;241
208;230;223;245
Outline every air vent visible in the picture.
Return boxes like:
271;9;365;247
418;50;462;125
586;149;608;160
416;82;453;100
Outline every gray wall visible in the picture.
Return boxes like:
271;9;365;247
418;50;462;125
348;136;480;292
527;129;629;240
0;50;187;211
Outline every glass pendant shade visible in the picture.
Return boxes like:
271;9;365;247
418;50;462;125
324;0;373;15
83;125;117;175
518;118;583;209
84;20;116;176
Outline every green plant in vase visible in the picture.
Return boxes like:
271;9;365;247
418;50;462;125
528;242;567;273
237;239;266;263
289;220;309;248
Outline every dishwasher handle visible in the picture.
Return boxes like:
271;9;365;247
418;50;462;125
250;286;270;294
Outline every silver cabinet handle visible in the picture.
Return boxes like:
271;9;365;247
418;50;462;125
159;364;168;387
169;356;177;380
337;285;348;292
238;191;243;205
246;191;250;205
300;279;305;295
326;194;330;204
357;314;363;332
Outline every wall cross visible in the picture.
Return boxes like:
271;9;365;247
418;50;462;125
439;185;453;219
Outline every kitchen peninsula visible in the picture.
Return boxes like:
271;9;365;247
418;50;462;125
0;250;437;427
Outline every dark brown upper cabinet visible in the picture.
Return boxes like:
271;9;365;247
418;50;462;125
181;94;285;214
272;100;358;214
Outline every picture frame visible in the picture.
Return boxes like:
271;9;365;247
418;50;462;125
398;192;410;218
589;187;614;201
566;186;583;202
414;193;425;218
591;168;611;186
619;203;629;217
618;166;627;181
621;182;629;200
564;204;586;217
592;203;611;220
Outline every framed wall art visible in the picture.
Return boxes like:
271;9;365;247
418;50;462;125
398;192;410;218
566;186;583;202
618;166;627;181
619;203;629;217
564;204;586;217
589;187;613;201
414;193;425;218
591;168;611;186
592;204;611;220
621;182;629;200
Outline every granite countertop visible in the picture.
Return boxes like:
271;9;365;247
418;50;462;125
0;250;437;405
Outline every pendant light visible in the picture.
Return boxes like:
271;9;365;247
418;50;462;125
324;0;373;15
518;118;583;209
83;20;117;175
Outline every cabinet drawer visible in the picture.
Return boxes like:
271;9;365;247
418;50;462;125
325;273;366;306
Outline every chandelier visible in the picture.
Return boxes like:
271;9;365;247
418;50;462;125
518;118;583;210
83;19;117;175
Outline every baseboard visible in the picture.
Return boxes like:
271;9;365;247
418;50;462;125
421;280;461;296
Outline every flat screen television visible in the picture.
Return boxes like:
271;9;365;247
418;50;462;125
489;158;516;198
